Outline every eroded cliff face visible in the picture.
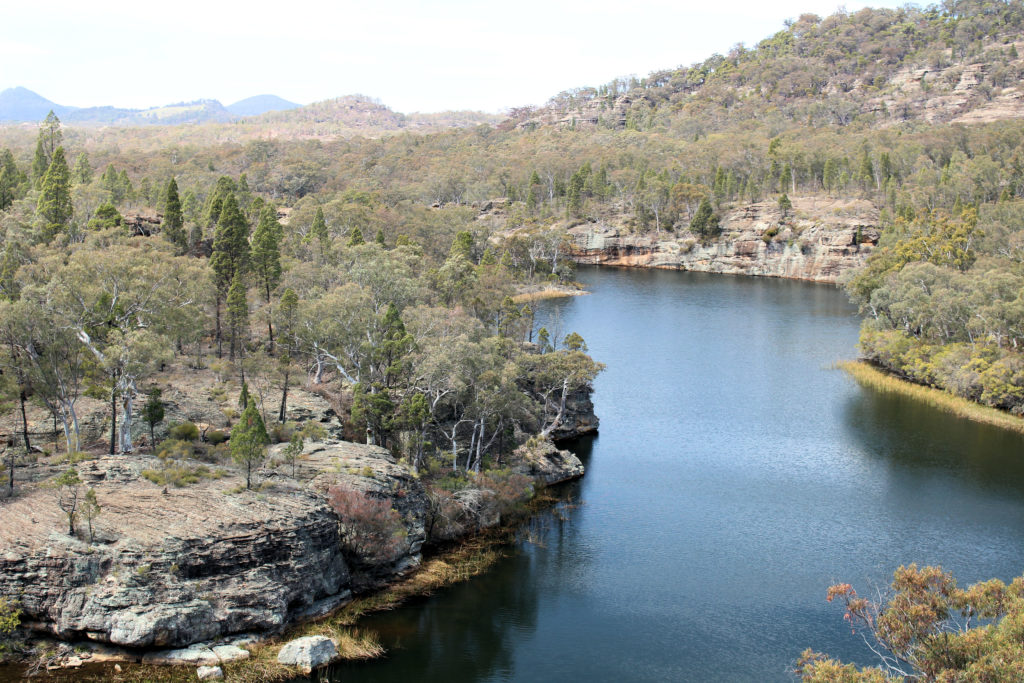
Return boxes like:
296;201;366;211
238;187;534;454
567;197;880;284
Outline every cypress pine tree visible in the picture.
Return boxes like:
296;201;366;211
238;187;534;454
238;380;250;410
251;206;283;349
308;206;328;255
0;149;18;210
348;226;364;247
226;272;249;361
211;193;250;357
37;147;72;242
690;197;721;239
31;138;48;188
73;152;92;185
375;229;386;246
162;178;186;251
230;400;269;490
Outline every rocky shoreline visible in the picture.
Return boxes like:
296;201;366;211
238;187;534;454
0;383;596;675
565;197;880;284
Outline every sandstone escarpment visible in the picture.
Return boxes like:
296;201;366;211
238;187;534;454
567;197;879;284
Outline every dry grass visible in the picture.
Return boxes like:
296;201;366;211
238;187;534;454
839;360;1024;435
511;286;587;303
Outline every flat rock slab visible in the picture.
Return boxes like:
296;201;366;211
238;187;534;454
277;635;339;674
197;665;224;680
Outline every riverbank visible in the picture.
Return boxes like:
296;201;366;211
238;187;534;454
70;523;526;682
839;360;1024;435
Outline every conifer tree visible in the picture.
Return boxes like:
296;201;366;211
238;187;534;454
211;193;250;357
348;226;364;247
31;138;48;188
375;229;386;246
37;147;72;242
31;111;62;187
73;152;92;185
162;177;186;251
251;206;283;302
230;400;269;490
251;206;283;348
238;380;250;410
0;150;19;211
690;197;720;239
309;206;329;254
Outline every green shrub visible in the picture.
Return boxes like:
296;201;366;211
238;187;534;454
156;439;194;460
206;430;229;445
168;422;199;442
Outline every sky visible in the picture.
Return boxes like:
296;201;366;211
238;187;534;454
1;0;912;114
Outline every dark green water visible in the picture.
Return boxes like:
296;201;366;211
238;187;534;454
331;267;1024;682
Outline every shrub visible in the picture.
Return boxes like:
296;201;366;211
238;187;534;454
0;597;20;654
327;486;407;565
206;430;229;445
156;439;194;460
168;422;199;442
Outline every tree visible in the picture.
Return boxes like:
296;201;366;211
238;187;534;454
80;488;101;543
31;111;62;185
690;197;721;239
36;147;73;242
778;193;793;216
327;486;406;565
251;206;283;347
0;149;21;211
87;202;122;230
73;152;92;185
210;192;250;357
227;273;249;361
348;226;364;247
283;433;303;478
142;387;164;450
53;468;82;536
162;177;186;251
309;206;329;255
231;400;269;489
798;565;1024;682
238;379;250;410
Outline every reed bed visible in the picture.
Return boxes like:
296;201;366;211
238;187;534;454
838;360;1024;435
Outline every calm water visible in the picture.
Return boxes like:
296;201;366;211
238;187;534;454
331;267;1024;682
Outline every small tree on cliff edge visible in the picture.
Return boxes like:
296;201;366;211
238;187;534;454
231;400;269;490
690;197;721;240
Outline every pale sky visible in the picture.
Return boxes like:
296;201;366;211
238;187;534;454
1;0;910;114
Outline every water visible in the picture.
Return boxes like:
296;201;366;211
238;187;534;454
332;267;1024;682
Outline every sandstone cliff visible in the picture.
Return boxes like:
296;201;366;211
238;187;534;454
566;197;880;284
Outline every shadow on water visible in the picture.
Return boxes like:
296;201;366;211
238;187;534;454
842;382;1024;497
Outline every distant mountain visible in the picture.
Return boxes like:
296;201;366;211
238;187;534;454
0;87;71;122
226;94;300;117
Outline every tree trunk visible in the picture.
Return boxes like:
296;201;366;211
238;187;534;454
149;423;156;452
109;388;117;455
267;320;275;355
215;295;223;358
278;369;289;422
7;451;13;495
119;387;135;453
18;389;30;454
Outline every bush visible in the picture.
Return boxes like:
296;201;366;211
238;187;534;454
156;439;194;460
327;486;407;565
206;430;229;445
268;421;293;444
0;597;20;654
168;422;199;442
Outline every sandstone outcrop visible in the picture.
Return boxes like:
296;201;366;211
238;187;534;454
566;197;879;284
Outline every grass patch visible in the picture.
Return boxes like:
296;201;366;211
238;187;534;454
511;286;587;303
839;360;1024;435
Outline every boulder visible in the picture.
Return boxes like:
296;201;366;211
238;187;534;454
196;665;223;680
277;635;339;674
508;439;584;486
